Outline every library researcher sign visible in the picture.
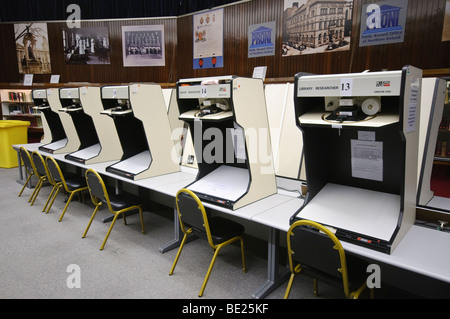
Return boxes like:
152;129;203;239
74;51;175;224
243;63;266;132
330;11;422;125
359;0;408;47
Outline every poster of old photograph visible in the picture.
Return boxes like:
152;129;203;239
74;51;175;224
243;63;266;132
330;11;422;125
15;23;51;74
283;0;353;56
443;0;450;41
122;25;165;67
62;26;110;64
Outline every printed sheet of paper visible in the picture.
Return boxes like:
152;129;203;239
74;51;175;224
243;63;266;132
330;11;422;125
351;139;383;181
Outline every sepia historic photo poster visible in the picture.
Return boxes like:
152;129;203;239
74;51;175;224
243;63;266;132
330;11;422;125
63;26;111;64
443;0;450;41
122;25;165;67
283;0;353;56
193;8;224;69
15;23;51;74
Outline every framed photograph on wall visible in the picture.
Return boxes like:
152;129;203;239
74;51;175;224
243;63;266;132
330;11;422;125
62;26;111;64
122;25;165;67
282;0;353;56
15;23;52;74
443;0;450;42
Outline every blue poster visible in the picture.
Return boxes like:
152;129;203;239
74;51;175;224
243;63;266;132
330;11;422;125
359;0;408;47
248;21;276;58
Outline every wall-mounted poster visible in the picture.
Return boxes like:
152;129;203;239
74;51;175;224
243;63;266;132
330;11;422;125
122;25;165;67
443;0;450;42
359;0;408;47
193;8;224;69
283;0;353;56
15;23;52;74
248;21;276;58
62;26;110;64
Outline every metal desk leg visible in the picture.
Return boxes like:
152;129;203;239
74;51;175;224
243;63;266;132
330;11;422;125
16;150;31;188
17;151;24;182
158;207;183;253
158;206;198;253
252;227;290;299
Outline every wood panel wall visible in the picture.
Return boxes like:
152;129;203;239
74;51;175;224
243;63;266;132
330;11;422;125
0;0;449;85
0;18;178;85
177;0;450;79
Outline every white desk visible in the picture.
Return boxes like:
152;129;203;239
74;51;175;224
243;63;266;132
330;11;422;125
295;183;400;241
14;143;450;298
14;143;197;252
13;143;301;292
254;199;450;298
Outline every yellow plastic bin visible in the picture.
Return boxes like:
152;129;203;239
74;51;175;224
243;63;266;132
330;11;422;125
0;120;30;168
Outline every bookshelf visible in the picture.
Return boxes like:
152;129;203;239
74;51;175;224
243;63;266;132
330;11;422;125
0;89;43;142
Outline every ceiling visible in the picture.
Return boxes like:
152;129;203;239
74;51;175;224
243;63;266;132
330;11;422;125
0;0;244;22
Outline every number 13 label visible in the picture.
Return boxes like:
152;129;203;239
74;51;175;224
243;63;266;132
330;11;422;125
340;79;353;96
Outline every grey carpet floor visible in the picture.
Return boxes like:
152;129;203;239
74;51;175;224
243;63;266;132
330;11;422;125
0;166;381;300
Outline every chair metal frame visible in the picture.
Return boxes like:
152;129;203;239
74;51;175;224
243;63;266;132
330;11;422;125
18;147;37;199
42;157;58;213
284;219;369;299
169;188;246;297
45;156;88;221
29;151;51;206
82;168;145;250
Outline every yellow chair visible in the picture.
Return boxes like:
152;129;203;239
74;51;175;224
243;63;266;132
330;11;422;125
42;157;58;213
284;219;372;299
82;168;145;250
45;156;88;221
29;151;51;206
169;188;246;297
18;147;37;198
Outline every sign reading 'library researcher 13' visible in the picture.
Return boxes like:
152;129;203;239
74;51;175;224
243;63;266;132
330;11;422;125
359;0;408;47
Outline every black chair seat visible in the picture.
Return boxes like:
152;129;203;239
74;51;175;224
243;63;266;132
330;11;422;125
284;220;372;299
345;254;370;286
170;188;247;297
65;177;87;191
208;217;245;245
300;256;368;291
83;169;145;250
45;156;89;221
108;192;141;211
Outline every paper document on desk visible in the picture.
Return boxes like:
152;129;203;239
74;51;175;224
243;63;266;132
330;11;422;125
188;166;249;201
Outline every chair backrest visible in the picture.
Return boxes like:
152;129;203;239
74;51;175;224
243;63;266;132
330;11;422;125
85;168;109;204
175;188;213;247
287;220;350;297
45;156;65;186
32;151;49;180
19;147;36;175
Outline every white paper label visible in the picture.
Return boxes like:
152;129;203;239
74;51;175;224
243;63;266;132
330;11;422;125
351;139;383;181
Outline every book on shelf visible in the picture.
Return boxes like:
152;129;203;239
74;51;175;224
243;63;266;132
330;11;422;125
439;116;450;131
6;91;31;102
435;141;450;158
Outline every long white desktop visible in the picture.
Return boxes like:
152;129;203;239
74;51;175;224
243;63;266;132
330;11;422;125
13;142;450;299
